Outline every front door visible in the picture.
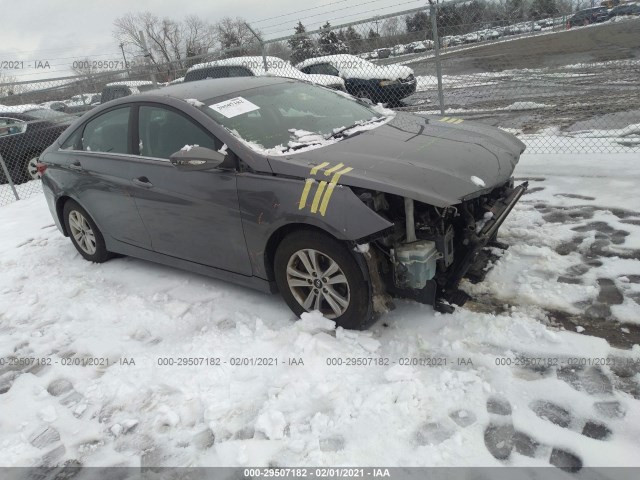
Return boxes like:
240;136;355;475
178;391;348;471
129;104;251;275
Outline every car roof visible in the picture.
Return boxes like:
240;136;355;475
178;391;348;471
113;76;292;104
187;56;290;75
106;80;154;87
296;54;365;69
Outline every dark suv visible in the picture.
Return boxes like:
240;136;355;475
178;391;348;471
608;3;640;18
100;82;158;104
567;7;609;27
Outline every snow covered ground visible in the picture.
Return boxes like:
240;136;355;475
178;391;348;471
1;135;639;469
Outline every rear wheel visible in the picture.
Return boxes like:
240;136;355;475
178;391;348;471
274;231;373;329
26;157;40;180
63;200;111;263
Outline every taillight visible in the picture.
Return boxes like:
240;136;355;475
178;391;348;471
36;162;48;176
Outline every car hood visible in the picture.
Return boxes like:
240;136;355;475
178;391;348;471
267;112;526;207
340;64;414;81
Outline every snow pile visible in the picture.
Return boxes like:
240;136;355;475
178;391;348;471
1;133;640;468
184;98;205;107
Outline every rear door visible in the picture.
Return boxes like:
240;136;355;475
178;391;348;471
129;103;252;274
53;106;152;248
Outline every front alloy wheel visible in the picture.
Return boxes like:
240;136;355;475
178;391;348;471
274;230;373;329
286;248;351;319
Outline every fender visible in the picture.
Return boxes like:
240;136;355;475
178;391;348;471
237;172;393;279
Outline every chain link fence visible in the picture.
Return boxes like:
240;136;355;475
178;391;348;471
2;0;639;206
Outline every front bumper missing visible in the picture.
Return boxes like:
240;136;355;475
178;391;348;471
441;181;529;300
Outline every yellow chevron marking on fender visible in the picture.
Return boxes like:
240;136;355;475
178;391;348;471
310;161;330;175
441;117;450;122
319;183;337;217
310;181;327;213
298;179;314;210
453;118;464;124
323;162;345;176
319;167;353;216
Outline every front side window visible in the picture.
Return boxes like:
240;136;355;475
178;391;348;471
0;117;27;137
138;105;217;159
82;107;130;154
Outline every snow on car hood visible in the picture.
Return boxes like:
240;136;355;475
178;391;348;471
267;112;526;207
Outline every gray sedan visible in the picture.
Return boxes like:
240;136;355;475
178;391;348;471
39;77;527;328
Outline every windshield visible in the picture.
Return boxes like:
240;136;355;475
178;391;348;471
201;82;386;153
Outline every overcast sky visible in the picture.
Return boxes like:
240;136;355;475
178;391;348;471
0;0;427;82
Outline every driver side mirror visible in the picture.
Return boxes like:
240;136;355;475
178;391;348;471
169;146;226;171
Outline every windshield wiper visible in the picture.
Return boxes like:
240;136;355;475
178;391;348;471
325;116;386;140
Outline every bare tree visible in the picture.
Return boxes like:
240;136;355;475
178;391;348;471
0;72;21;98
113;12;217;73
382;17;401;38
215;17;261;57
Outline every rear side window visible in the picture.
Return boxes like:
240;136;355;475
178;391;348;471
82;107;130;154
138;105;217;159
60;128;83;150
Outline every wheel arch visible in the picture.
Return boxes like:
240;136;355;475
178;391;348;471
264;223;337;283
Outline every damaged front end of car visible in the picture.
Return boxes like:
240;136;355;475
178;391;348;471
354;179;528;313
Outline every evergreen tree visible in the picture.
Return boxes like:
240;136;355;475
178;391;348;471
288;21;317;64
344;25;363;53
529;0;559;19
317;22;349;55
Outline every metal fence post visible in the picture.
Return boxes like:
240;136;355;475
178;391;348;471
139;30;158;87
0;153;20;201
429;2;445;115
245;23;268;72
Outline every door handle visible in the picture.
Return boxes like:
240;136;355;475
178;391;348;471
132;176;153;188
69;161;83;171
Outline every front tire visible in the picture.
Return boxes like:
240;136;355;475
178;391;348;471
274;230;373;329
63;200;111;263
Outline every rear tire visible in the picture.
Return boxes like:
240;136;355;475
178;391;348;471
63;200;111;263
274;230;373;329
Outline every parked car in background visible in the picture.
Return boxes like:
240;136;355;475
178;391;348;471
567;7;609;27
392;44;408;56
39;77;527;327
100;81;157;104
409;41;427;53
375;48;391;59
184;56;346;91
463;33;480;43
40;101;69;112
0;105;73;183
296;54;416;104
607;2;640;18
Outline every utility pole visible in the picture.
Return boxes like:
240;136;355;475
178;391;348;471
139;30;158;87
429;0;445;115
372;16;381;50
119;43;131;79
245;22;268;72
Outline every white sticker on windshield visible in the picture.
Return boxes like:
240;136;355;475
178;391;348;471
209;97;260;118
